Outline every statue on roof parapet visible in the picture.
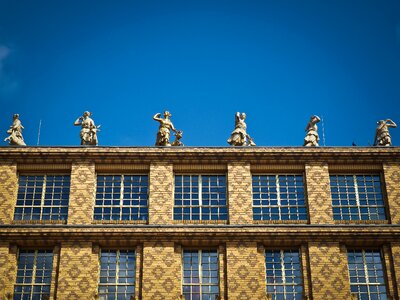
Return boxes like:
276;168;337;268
74;111;100;146
4;114;26;146
303;115;321;147
153;111;183;146
227;112;256;146
374;119;396;146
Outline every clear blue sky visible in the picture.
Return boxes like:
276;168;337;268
0;0;399;146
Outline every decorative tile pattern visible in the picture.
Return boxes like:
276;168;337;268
228;163;253;224
68;161;96;224
148;164;173;224
383;163;400;224
306;162;333;224
308;242;351;299
142;242;181;299
57;241;99;299
226;242;265;300
0;242;17;299
0;163;17;224
391;242;400;299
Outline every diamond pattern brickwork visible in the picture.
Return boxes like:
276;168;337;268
68;161;96;224
148;163;173;224
228;163;252;224
308;242;351;299
57;241;99;299
391;242;400;298
0;242;17;299
306;162;333;224
226;241;265;300
0;163;17;224
142;241;181;299
383;163;400;224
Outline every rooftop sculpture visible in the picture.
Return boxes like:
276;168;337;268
303;115;321;147
153;111;183;146
74;111;100;146
227;112;256;146
374;119;397;146
4;114;26;146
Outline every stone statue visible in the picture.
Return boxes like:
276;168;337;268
303;115;321;147
153;111;180;146
227;112;256;146
74;111;100;146
171;130;184;146
374;119;397;146
4;114;26;146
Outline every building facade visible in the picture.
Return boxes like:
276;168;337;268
0;146;399;300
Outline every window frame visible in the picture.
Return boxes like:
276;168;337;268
94;174;149;222
252;174;308;222
173;174;228;221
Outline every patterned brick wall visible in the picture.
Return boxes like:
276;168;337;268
383;163;400;224
142;242;181;299
308;242;351;299
305;162;333;224
0;242;17;299
228;164;253;224
148;163;173;224
68;161;96;224
0;163;17;224
391;242;400;299
226;241;265;300
57;241;99;299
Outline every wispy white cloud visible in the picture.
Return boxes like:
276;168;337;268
0;45;18;96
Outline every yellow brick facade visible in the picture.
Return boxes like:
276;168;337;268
0;147;399;299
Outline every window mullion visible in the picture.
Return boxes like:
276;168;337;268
116;250;120;298
199;176;202;219
120;175;124;220
362;250;371;297
31;250;38;298
276;175;281;220
353;175;361;219
199;250;202;298
40;176;47;220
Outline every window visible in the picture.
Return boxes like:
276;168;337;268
174;175;227;221
265;249;303;300
14;250;53;300
14;175;70;221
182;249;219;300
99;250;136;300
330;175;386;221
94;175;148;221
347;249;388;300
252;175;307;221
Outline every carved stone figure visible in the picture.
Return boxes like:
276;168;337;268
303;115;321;147
171;130;184;146
4;114;26;146
227;112;256;146
153;111;179;146
74;111;100;146
374;119;397;146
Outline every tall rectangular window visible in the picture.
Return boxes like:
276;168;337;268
174;175;227;221
265;249;303;300
14;175;70;221
14;250;53;299
330;175;386;221
253;175;307;221
99;250;136;300
182;249;219;300
347;249;388;299
94;175;148;221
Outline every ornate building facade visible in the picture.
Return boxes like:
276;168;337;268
0;146;399;300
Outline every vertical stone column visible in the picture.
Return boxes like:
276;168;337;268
383;163;400;224
0;162;17;224
0;242;17;299
67;161;96;225
218;244;226;300
305;162;333;224
226;241;265;300
308;242;351;299
228;163;253;224
142;242;181;299
57;241;99;299
390;242;400;299
300;244;311;299
148;163;173;224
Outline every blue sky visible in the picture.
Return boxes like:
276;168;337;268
0;0;399;146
